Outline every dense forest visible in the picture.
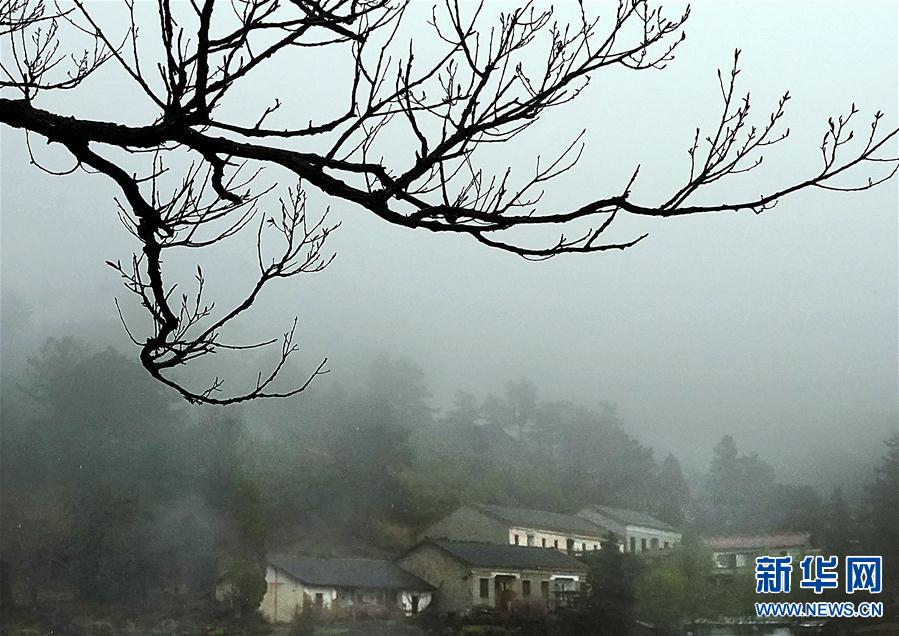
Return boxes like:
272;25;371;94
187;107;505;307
1;333;896;629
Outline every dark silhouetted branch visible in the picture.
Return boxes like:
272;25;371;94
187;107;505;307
1;0;896;403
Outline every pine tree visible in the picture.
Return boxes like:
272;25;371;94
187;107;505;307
655;454;691;527
864;434;898;596
823;487;852;557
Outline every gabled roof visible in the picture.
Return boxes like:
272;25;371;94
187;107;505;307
472;503;607;538
267;554;434;591
704;533;812;551
582;505;678;532
426;539;588;572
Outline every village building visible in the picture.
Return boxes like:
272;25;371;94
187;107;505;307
397;539;589;615
258;554;434;623
421;503;611;554
704;532;819;574
576;505;681;553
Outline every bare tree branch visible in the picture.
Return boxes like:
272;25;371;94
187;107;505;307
1;0;896;403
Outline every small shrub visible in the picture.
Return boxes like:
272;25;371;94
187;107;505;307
219;558;267;618
88;621;115;636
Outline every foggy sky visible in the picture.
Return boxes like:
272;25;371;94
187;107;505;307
1;1;896;488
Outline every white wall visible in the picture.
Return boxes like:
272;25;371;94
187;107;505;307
623;525;682;553
507;526;604;552
259;566;338;623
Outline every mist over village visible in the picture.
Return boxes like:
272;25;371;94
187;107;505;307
0;1;896;635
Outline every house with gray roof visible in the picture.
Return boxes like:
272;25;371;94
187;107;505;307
397;539;589;615
577;505;681;554
420;503;614;555
258;554;434;622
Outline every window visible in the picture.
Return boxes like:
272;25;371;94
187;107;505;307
593;544;598;550
479;578;490;598
542;538;547;548
650;538;659;550
522;580;531;597
641;538;647;552
541;580;549;598
716;553;738;569
314;593;324;607
582;542;587;552
514;534;520;545
664;541;670;549
553;539;559;549
629;537;636;552
527;534;535;546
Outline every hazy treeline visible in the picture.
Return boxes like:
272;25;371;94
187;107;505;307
1;333;896;620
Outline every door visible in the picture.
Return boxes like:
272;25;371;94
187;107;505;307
494;576;517;611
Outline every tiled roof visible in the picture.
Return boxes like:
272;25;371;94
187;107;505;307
473;503;607;537
428;539;588;572
582;505;678;532
704;533;812;551
267;554;434;590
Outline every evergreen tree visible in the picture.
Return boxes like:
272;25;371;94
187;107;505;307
823;486;852;557
504;378;538;444
443;390;481;430
654;454;691;527
864;434;898;596
704;435;742;532
702;436;777;533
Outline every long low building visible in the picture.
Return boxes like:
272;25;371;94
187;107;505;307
577;504;681;553
420;503;612;554
704;532;818;574
397;539;589;615
259;554;434;622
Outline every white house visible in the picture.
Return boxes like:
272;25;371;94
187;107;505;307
577;505;681;553
259;554;434;623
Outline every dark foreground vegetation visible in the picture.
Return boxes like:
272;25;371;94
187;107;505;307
1;335;897;634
